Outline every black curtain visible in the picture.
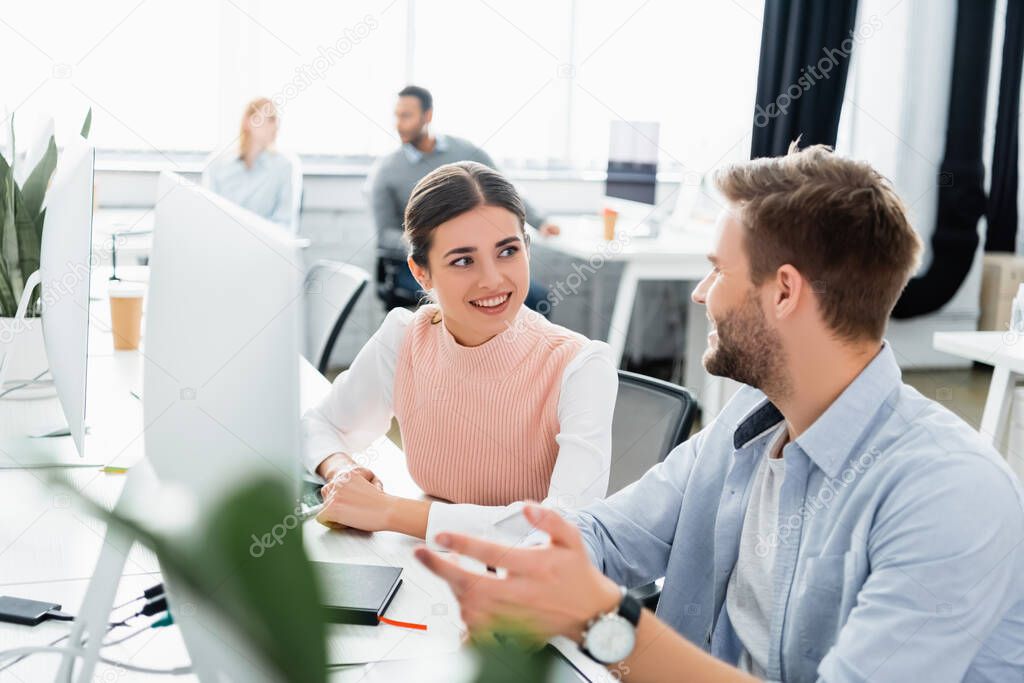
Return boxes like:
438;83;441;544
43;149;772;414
985;0;1024;252
893;0;995;318
750;0;859;158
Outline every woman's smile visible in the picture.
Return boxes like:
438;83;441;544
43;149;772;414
468;291;512;315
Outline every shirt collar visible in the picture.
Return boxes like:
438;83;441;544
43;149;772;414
731;342;901;478
402;134;448;163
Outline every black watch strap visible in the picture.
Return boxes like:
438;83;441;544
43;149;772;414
618;590;642;627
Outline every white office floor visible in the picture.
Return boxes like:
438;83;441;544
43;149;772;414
903;365;992;432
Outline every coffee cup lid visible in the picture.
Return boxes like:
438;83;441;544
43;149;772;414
108;281;146;297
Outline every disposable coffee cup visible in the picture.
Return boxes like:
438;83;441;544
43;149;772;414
108;282;145;350
602;207;619;241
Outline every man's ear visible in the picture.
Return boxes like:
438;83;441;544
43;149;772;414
408;256;430;290
424;108;433;126
772;264;803;321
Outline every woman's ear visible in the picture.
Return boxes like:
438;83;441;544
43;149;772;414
407;256;430;291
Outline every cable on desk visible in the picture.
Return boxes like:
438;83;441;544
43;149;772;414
0;617;130;674
0;369;51;400
110;582;163;611
102;622;154;647
0;595;174;674
43;609;76;622
0;646;191;675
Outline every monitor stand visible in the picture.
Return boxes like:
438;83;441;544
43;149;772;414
0;435;103;469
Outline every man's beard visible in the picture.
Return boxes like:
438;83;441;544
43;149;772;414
703;291;789;397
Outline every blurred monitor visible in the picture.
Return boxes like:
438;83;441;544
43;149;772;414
142;171;305;681
605;120;659;207
0;138;97;468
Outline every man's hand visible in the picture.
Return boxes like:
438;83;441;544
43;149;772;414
414;504;621;641
539;222;561;237
316;467;388;531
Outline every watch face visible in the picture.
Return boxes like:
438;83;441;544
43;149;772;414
584;614;636;664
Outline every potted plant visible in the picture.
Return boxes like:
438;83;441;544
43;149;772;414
0;111;90;395
65;473;329;682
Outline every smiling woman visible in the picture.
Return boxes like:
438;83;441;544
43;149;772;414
404;162;532;345
303;161;618;546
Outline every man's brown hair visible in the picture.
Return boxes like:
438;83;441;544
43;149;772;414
714;142;922;342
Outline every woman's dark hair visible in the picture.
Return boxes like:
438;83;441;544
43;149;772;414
403;161;527;268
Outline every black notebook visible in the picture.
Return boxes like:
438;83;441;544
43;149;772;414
312;561;403;626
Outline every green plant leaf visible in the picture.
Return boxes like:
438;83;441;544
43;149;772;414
80;108;92;139
198;478;328;683
63;475;329;683
0;253;16;317
0;153;17;316
471;633;556;683
13;188;40;316
20;134;56;219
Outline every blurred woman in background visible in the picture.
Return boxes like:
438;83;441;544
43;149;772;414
204;97;296;228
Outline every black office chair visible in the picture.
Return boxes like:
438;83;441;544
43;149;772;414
375;254;422;310
305;260;370;376
610;370;698;610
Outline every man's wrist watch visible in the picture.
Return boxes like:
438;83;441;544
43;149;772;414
580;586;642;665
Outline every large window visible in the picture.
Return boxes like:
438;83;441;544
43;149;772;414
3;1;221;154
2;0;763;171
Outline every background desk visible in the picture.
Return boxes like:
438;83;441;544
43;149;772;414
539;215;738;417
0;292;602;681
933;330;1024;480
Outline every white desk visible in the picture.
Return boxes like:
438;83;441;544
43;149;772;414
542;214;738;417
0;308;601;681
932;331;1024;479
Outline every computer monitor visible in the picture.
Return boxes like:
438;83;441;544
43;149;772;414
144;171;303;497
142;171;305;680
0;138;97;468
605;120;660;207
41;139;95;456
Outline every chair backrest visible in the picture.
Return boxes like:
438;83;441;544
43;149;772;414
374;255;423;310
280;150;303;234
304;260;370;375
608;370;698;495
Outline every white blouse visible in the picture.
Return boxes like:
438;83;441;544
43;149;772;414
302;308;618;547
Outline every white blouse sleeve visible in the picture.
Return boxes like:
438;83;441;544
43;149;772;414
423;340;618;548
301;307;413;474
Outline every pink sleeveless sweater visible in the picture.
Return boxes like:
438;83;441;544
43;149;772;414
393;305;585;506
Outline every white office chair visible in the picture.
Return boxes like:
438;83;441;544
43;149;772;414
281;150;303;235
305;261;370;376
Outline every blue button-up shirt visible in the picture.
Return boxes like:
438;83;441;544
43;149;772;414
572;344;1024;681
402;133;450;164
205;150;294;227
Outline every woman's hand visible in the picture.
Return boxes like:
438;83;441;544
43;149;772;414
316;467;390;532
415;504;621;642
316;453;378;484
